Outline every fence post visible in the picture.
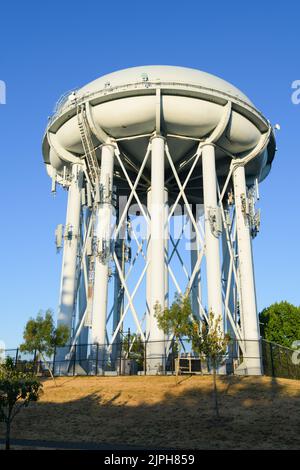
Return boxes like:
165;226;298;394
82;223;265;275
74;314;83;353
73;344;77;376
95;343;99;376
127;328;131;376
52;346;56;377
119;339;122;376
15;348;19;368
171;345;174;375
270;342;275;377
33;349;37;374
258;339;262;374
127;328;130;355
285;349;291;378
164;338;166;376
144;340;147;376
278;346;282;374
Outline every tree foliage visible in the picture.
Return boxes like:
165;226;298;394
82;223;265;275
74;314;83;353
154;293;194;379
122;333;145;370
154;293;193;341
0;357;42;450
20;309;69;381
155;292;231;417
259;301;300;348
20;309;69;357
190;313;230;369
189;312;231;418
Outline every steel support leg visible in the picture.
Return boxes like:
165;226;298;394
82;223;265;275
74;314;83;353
91;144;115;373
146;188;152;341
148;136;166;373
164;188;169;309
190;206;201;320
111;205;124;369
57;164;83;371
233;165;262;375
222;227;237;372
77;208;91;368
202;144;223;325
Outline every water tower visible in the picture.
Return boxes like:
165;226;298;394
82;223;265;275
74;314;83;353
42;66;276;375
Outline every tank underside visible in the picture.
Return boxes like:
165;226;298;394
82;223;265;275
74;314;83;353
43;66;275;204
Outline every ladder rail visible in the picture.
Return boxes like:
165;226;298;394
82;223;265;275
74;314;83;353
77;104;100;186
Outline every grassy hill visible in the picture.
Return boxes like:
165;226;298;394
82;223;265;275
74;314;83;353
1;375;300;449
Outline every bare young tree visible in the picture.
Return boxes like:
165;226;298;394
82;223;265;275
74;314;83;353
190;312;231;418
155;293;193;381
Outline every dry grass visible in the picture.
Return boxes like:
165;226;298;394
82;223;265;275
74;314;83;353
1;375;300;449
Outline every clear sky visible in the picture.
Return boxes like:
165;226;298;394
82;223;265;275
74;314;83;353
0;0;299;348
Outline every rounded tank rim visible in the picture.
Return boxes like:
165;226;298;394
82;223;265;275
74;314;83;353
78;65;254;106
42;65;276;189
46;66;270;138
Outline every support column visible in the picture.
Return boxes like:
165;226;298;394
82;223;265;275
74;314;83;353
202;144;223;324
111;204;124;368
57;163;83;336
91;144;115;372
148;136;166;373
222;226;237;372
233;165;262;375
164;188;169;309
78;273;89;364
146;188;152;341
78;207;91;367
190;206;201;320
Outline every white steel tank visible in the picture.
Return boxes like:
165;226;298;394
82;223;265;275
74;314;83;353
43;66;276;376
43;66;275;203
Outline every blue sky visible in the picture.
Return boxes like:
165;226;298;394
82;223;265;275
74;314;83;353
0;0;299;348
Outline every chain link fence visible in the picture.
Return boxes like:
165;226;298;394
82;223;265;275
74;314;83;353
1;339;299;379
261;340;300;380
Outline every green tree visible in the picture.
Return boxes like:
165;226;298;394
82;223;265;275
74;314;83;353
189;312;230;418
155;293;193;379
259;301;300;348
122;332;145;370
0;357;43;450
20;309;69;381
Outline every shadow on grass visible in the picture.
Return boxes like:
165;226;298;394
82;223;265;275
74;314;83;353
1;375;300;450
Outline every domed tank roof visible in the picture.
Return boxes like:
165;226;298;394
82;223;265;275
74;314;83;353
44;65;275;203
78;65;254;107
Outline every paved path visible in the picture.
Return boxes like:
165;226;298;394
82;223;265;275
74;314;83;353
0;438;151;450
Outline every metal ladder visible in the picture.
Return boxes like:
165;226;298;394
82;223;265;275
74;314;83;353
77;104;100;187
